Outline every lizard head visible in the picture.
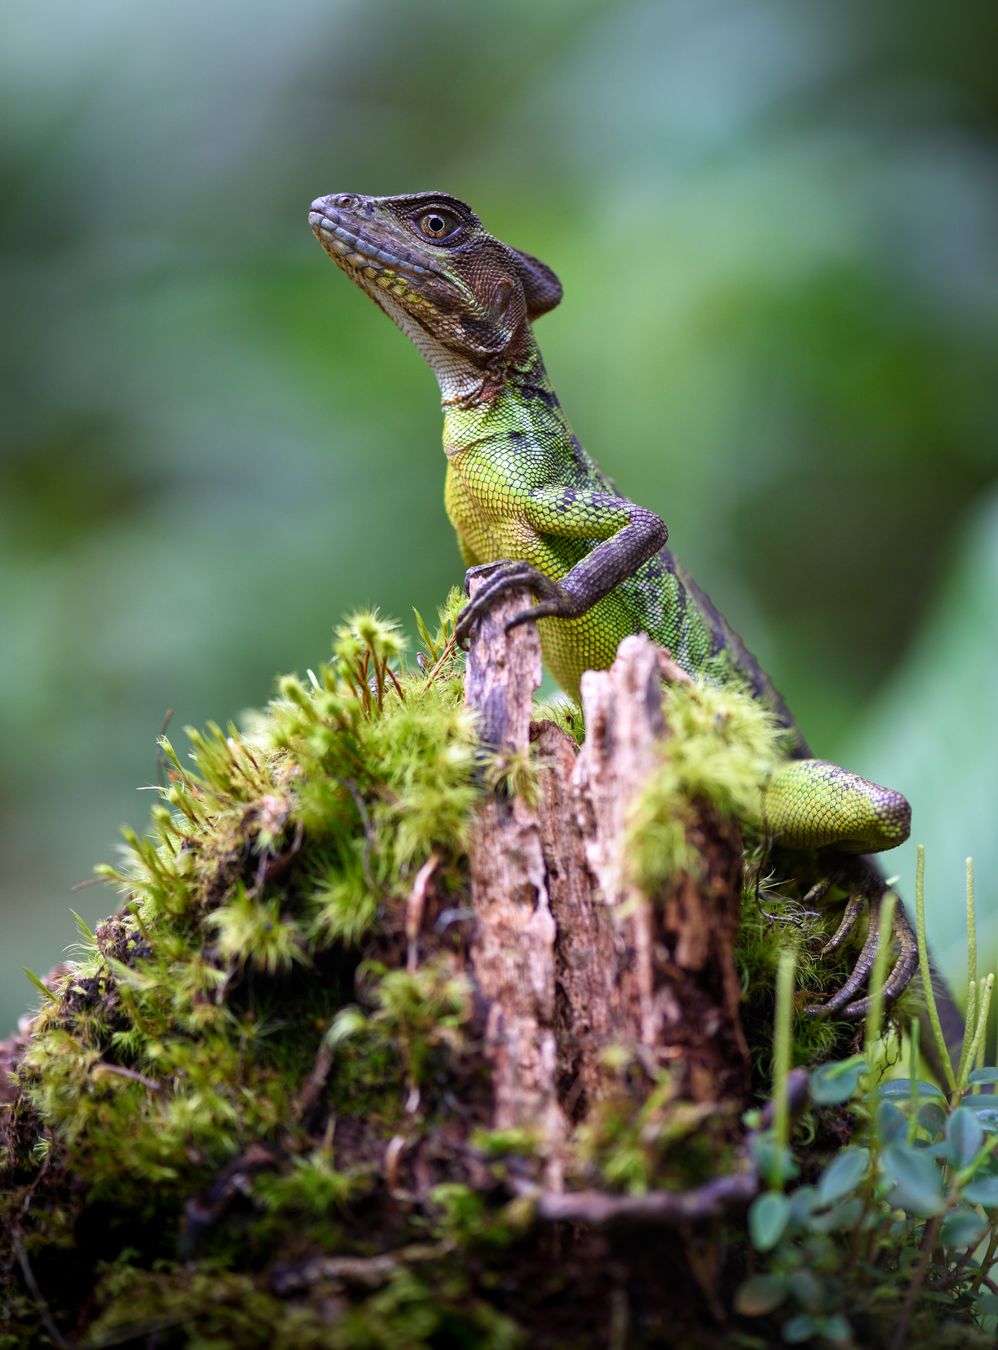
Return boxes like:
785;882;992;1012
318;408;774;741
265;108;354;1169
308;191;562;385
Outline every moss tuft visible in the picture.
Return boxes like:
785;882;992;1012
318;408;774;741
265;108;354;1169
0;599;496;1344
624;677;784;891
0;599;931;1345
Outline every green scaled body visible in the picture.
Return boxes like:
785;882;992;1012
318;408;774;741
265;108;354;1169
441;360;909;858
309;189;917;1014
444;362;788;715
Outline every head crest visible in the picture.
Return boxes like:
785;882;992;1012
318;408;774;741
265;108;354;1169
508;248;562;320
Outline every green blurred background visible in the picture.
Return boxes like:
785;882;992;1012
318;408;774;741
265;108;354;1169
2;0;996;1033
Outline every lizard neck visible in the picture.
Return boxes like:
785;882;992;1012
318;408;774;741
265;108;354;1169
438;332;567;455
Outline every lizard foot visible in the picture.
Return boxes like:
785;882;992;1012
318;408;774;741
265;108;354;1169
456;560;576;648
805;867;918;1020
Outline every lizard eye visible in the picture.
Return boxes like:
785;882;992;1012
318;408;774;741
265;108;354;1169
418;210;459;240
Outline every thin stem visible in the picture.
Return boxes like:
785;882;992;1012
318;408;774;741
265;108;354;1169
889;1212;943;1350
956;979;977;1091
770;949;796;1190
969;1229;998;1297
966;856;977;992
907;1017;921;1144
424;637;458;685
960;974;994;1093
11;1228;70;1350
865;891;896;1064
385;662;406;701
914;845;956;1092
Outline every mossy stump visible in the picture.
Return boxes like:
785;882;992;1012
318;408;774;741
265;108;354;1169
1;589;852;1348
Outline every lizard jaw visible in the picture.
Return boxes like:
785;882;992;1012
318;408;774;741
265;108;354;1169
308;198;443;285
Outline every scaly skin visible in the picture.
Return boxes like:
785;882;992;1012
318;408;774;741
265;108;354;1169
308;189;924;1019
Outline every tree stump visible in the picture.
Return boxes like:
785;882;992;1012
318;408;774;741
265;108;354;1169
0;588;775;1348
461;581;751;1182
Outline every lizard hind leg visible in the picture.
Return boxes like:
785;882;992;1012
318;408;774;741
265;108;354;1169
760;758;912;856
802;862;920;1020
758;758;916;1020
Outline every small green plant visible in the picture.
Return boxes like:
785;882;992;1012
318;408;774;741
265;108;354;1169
739;852;998;1348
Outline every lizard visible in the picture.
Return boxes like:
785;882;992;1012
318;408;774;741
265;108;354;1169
307;188;950;1026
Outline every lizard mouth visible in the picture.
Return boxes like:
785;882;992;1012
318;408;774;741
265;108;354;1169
308;199;437;282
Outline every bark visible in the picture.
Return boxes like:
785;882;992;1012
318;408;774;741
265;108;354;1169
462;581;749;1177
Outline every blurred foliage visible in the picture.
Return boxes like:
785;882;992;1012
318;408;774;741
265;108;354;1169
1;0;996;1031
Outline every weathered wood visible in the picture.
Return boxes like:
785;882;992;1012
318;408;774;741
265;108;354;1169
464;582;567;1182
575;637;749;1104
462;599;749;1173
574;638;676;1054
532;718;625;1123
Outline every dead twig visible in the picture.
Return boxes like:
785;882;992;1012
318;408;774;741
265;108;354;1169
514;1069;810;1231
12;1227;72;1350
90;1063;161;1093
405;854;440;971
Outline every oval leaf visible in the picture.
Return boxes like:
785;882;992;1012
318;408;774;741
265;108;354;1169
946;1106;985;1166
749;1191;791;1252
963;1175;998;1206
818;1147;870;1207
879;1078;944;1100
734;1274;787;1317
821;1314;853;1344
811;1061;862;1106
917;1103;948;1138
788;1269;825;1313
882;1143;945;1216
787;1185;818;1231
968;1068;998;1085
809;1196;864;1234
782;1314;821;1344
940;1207;987;1250
960;1099;998;1133
876;1100;907;1145
749;1137;798;1185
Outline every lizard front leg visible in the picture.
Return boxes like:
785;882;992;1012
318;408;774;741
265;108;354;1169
455;487;667;646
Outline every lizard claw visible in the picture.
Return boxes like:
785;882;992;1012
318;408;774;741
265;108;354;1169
456;560;573;648
805;870;919;1019
838;900;919;1019
505;595;567;629
462;561;508;596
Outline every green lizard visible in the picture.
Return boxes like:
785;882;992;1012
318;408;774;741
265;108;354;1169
308;189;934;1021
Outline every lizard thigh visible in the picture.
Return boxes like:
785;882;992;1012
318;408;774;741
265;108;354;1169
761;758;911;854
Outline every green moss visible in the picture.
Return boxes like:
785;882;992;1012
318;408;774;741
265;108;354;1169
531;693;586;743
1;600;495;1342
428;1183;528;1250
469;1126;542;1159
625;677;784;891
334;1265;524;1350
327;960;474;1097
0;597;940;1345
619;675;917;1072
574;1062;722;1194
734;853;853;1069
